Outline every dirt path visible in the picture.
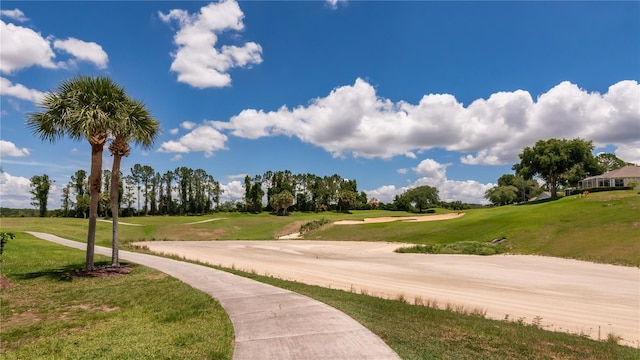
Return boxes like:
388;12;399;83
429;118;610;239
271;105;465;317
137;240;640;347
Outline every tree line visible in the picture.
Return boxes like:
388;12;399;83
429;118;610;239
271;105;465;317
28;167;467;219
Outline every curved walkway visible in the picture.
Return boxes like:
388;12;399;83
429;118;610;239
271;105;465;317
27;232;400;360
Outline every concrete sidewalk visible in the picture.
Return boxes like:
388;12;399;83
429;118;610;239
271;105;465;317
27;232;401;360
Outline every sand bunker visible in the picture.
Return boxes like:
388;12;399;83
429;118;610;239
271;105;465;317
183;218;225;225
97;219;143;226
137;240;640;347
334;212;465;225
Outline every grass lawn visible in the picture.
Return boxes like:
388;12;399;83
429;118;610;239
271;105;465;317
2;190;639;359
0;233;234;360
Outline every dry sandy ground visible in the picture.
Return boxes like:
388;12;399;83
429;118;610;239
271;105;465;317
334;212;465;225
97;219;143;226
137;240;640;347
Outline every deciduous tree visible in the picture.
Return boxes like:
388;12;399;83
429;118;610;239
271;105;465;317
29;174;52;217
513;138;598;198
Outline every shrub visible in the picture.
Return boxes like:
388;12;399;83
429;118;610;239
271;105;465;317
569;186;631;195
299;218;331;234
0;231;15;256
395;241;507;256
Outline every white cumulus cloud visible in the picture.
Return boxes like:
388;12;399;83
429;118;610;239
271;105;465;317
53;38;108;69
213;78;639;165
220;180;244;202
159;0;263;88
181;121;197;130
0;171;32;208
0;77;45;103
158;121;228;157
0;9;28;22
326;0;346;10
366;158;494;204
0;20;56;74
1;14;109;74
615;142;640;165
0;140;30;157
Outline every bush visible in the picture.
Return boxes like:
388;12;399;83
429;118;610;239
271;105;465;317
395;241;507;256
569;186;631;195
300;218;331;234
0;231;15;256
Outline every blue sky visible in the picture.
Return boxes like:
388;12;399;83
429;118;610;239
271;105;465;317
1;1;639;209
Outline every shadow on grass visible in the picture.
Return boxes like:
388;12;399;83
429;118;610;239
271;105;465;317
516;197;562;206
10;261;117;282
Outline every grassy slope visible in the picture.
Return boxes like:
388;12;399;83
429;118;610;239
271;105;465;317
306;191;640;266
0;233;234;359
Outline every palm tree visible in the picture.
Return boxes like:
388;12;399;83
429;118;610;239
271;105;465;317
27;76;127;271
108;98;159;266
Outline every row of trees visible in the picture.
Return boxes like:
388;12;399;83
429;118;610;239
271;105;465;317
57;166;223;218
242;171;370;214
485;138;632;205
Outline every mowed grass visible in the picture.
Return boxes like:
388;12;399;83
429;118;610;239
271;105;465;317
0;233;234;360
2;191;638;266
224;267;640;360
307;191;640;266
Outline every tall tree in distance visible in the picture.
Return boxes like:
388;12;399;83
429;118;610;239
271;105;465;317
27;75;127;271
60;183;72;217
130;164;144;214
29;174;52;217
108;98;159;266
513;138;598;198
595;153;628;173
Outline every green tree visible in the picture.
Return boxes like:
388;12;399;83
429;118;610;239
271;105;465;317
243;175;264;213
76;194;90;219
270;190;294;216
122;175;137;216
60;183;72;217
107;99;159;265
513;138;599;198
485;185;518;206
0;231;15;256
130;164;144;213
70;169;88;217
497;173;539;202
595;153;628;173
393;193;412;212
27;75;128;271
29;174;52;217
406;185;439;213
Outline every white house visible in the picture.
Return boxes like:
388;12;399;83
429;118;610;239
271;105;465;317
578;165;640;189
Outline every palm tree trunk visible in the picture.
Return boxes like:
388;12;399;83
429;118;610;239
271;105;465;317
86;144;104;271
110;155;122;266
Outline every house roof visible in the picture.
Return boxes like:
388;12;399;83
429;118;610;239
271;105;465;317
582;165;640;181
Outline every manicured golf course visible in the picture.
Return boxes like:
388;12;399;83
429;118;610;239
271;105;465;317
2;190;639;359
